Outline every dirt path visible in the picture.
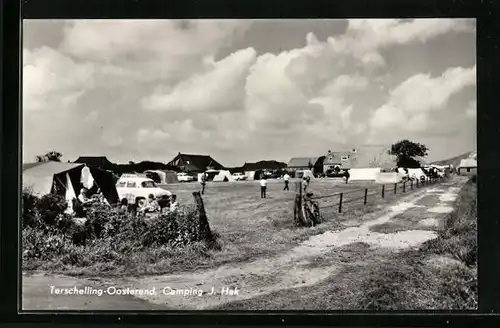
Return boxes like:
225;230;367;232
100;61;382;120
22;177;468;311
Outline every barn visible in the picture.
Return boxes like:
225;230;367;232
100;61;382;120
347;145;398;181
458;158;477;176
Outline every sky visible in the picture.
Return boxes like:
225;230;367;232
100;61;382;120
22;19;476;167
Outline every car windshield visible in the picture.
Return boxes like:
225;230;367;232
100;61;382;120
141;181;157;188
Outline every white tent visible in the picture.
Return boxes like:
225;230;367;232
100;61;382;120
375;172;404;184
296;169;315;180
213;170;235;182
349;168;381;181
245;171;256;180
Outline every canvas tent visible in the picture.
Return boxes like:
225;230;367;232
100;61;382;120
23;161;119;206
144;170;179;184
212;170;235;182
295;169;315;180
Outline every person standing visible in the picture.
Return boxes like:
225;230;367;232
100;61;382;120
283;172;290;191
201;171;207;195
344;170;350;184
260;176;267;198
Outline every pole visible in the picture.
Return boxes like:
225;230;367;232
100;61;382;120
403;182;406;193
394;183;397;194
382;185;385;198
339;193;343;213
364;188;368;204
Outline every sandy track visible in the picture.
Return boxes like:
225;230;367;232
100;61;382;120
22;177;468;311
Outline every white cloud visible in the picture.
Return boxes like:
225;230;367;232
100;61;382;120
142;48;257;112
370;65;476;132
137;128;171;143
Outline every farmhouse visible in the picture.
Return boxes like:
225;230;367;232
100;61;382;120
458;158;477;176
167;153;224;174
347;145;398;181
287;157;324;175
74;156;115;171
323;150;352;172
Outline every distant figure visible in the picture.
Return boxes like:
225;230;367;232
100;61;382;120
283;172;290;191
260;176;267;199
201;172;207;195
170;194;179;213
302;176;310;192
344;170;350;184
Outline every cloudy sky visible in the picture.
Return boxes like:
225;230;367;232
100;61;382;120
23;19;476;166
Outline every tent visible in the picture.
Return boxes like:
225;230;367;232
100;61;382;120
245;171;256;180
295;169;315;180
144;170;179;184
349;168;381;181
23;161;119;205
375;172;404;184
212;170;235;182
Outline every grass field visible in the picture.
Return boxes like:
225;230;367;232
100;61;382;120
25;177;436;277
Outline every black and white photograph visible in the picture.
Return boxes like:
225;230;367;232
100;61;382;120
21;18;477;311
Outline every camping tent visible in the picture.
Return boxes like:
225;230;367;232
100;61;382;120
349;168;381;181
212;170;235;182
23;161;119;205
144;170;179;184
295;169;315;180
245;171;256;180
375;172;404;184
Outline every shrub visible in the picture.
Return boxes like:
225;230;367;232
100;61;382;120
22;188;40;228
37;194;68;225
22;227;69;261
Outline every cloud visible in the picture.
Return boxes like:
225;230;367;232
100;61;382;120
141;48;257;112
22;19;476;165
466;100;476;119
370;65;476;133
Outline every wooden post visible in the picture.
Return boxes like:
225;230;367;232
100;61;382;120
403;182;406;193
364;188;368;204
410;180;413;190
192;191;212;240
381;185;385;198
339;193;343;213
394;183;397;194
416;179;419;188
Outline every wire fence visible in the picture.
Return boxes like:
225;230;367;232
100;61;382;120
296;175;447;217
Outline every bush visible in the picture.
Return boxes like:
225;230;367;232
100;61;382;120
22;188;40;228
37;194;68;225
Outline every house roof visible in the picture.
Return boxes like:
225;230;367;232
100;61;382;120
23;162;85;196
74;156;114;169
459;158;477;168
349;145;397;169
288;157;319;168
242;160;287;171
323;151;351;165
168;153;224;171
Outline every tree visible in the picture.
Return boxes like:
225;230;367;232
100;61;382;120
389;140;428;168
35;151;63;162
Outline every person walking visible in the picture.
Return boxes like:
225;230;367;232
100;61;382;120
260;176;267;198
283;172;290;191
344;170;350;184
201;171;207;195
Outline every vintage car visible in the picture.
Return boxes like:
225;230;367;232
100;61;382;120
116;175;171;206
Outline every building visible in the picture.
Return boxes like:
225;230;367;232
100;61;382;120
347;145;398;181
167;153;224;173
287;157;324;174
74;156;115;171
458;158;477;176
323;150;352;172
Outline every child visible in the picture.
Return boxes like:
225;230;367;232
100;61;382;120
260;176;267;198
170;194;179;213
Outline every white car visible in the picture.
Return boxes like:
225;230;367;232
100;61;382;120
177;172;195;182
232;172;248;181
116;175;171;206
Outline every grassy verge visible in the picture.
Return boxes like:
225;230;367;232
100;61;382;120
214;177;477;310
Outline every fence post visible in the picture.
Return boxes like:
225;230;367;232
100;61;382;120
410;180;413;190
339;193;343;213
381;185;385;198
403;182;406;193
394;183;397;194
416;178;419;188
364;188;368;204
